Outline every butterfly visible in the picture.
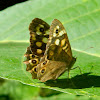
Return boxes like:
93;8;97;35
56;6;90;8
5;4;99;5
24;18;76;82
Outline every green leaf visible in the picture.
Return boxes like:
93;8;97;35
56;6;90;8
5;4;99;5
0;0;100;96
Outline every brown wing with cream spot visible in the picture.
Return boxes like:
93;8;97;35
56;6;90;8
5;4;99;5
29;18;50;57
46;19;72;62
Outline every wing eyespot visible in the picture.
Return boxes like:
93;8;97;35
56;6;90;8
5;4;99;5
39;27;44;32
32;66;37;74
55;29;59;33
32;59;37;64
40;68;46;74
34;67;37;73
43;61;47;65
32;54;35;58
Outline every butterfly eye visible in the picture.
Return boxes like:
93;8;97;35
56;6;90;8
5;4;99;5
55;29;59;33
40;68;46;74
39;27;44;32
32;59;37;64
43;61;47;65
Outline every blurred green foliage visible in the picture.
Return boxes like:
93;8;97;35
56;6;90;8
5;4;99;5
0;78;99;100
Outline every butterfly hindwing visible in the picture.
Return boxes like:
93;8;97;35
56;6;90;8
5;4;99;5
24;47;39;79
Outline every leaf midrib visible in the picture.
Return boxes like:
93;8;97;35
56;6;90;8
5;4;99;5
0;40;99;58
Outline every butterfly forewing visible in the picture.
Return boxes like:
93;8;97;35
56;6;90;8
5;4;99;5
46;19;72;62
29;18;50;57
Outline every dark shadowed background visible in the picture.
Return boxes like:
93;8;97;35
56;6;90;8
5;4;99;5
0;0;27;11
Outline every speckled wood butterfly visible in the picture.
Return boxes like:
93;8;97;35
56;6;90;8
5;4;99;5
24;18;76;82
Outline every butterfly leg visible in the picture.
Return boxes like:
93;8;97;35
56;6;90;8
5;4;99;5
71;66;82;75
68;70;70;79
67;70;71;84
67;70;77;88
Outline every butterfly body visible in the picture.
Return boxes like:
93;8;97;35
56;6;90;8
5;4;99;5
24;18;76;82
